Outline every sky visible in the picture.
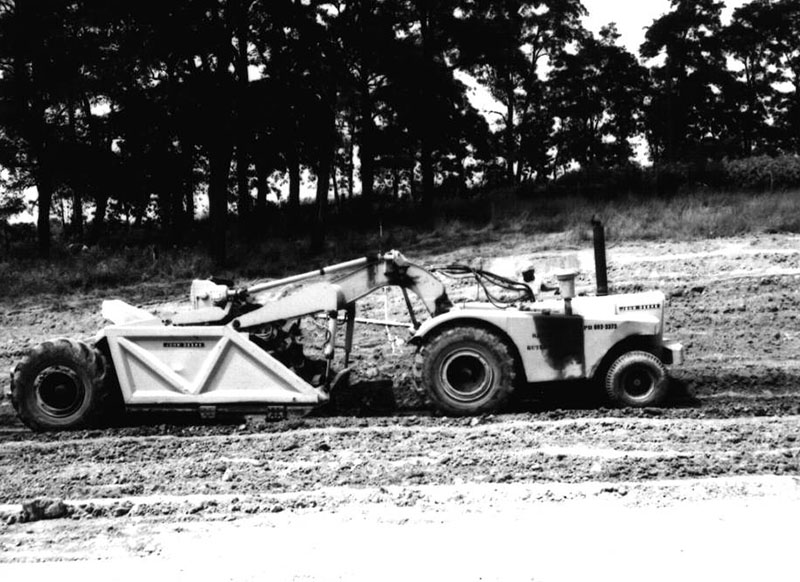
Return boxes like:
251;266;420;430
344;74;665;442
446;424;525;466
581;0;750;55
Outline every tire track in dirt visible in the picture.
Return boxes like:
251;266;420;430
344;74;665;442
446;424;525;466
1;415;798;504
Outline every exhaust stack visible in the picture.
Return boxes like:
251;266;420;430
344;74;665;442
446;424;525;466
592;217;608;296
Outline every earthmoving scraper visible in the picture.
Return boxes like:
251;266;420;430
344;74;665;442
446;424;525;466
9;243;682;431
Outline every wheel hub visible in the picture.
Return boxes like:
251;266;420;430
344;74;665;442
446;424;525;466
621;366;654;398
35;366;85;418
440;349;494;403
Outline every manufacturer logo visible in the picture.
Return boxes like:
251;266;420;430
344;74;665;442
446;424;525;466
163;342;206;348
618;303;661;312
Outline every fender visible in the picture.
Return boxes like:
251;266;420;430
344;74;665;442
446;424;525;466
410;306;511;346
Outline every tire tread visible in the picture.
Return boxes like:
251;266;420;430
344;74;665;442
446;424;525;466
420;326;517;416
11;338;118;431
604;350;668;407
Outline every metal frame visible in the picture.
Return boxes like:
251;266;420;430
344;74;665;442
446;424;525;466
101;325;325;405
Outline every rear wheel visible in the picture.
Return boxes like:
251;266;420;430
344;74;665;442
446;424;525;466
11;339;117;431
420;326;517;416
604;350;668;407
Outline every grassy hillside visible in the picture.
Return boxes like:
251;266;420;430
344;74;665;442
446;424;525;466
491;188;800;241
1;188;800;298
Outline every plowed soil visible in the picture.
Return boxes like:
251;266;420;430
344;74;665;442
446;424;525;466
2;233;800;580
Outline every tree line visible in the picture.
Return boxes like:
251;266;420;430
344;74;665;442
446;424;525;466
0;0;798;262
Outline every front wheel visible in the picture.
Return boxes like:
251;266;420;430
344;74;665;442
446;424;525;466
419;326;517;416
604;350;669;407
11;339;117;431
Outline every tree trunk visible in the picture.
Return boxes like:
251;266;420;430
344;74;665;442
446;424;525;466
417;3;434;213
332;163;340;207
185;186;195;230
287;144;301;215
36;169;54;258
457;155;467;197
310;161;330;254
359;75;374;199
233;0;251;226
254;154;272;236
182;140;195;231
71;192;83;239
208;143;233;265
664;62;678;162
160;189;178;244
420;141;433;211
255;155;269;214
67;104;83;240
236;142;250;225
311;95;336;253
505;94;515;185
346;127;354;200
408;159;416;201
82;93;111;246
133;202;145;228
89;193;108;245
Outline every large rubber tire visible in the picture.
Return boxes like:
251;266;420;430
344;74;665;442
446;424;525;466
604;350;669;407
11;339;116;431
420;326;517;416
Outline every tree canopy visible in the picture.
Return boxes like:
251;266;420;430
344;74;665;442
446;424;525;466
0;0;798;261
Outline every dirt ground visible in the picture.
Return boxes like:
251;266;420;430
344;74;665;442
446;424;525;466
2;232;800;579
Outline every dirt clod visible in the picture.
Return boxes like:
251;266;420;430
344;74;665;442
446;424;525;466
21;498;69;522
